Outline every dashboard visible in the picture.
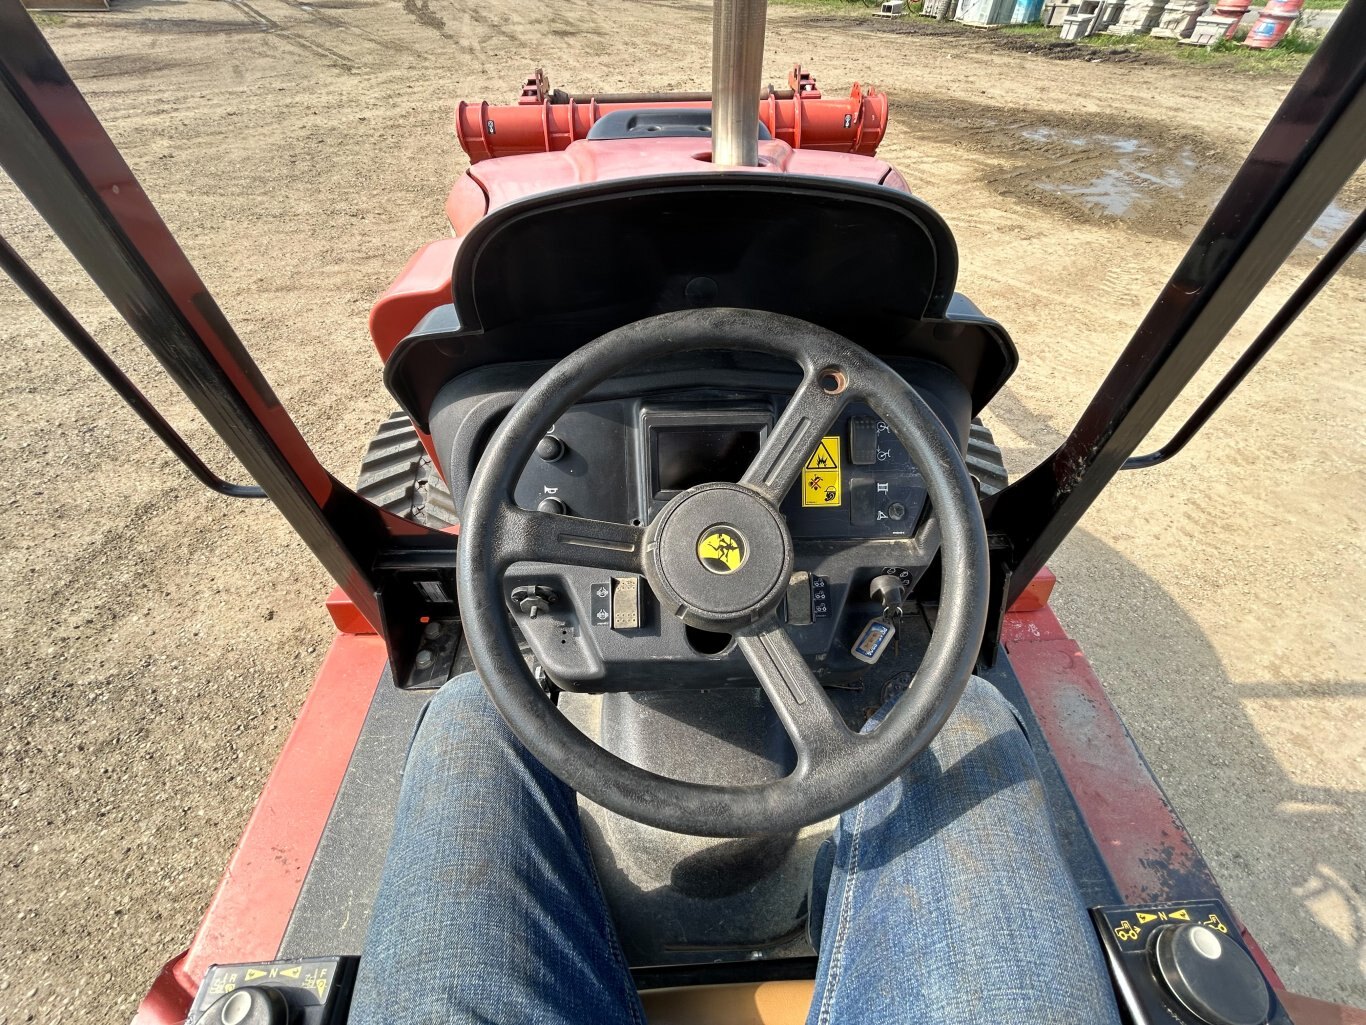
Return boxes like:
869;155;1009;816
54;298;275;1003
429;355;974;692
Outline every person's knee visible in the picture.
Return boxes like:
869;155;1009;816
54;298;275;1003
947;675;1027;742
406;672;506;768
423;671;491;723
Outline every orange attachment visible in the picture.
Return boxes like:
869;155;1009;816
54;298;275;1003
1009;567;1058;613
455;65;889;163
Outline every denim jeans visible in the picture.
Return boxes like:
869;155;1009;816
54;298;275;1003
351;673;1121;1025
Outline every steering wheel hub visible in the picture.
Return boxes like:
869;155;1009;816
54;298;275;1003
645;482;793;631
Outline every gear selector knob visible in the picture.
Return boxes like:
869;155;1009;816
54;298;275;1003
195;987;290;1025
1152;923;1271;1025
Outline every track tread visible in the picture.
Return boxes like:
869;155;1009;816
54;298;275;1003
354;411;459;529
967;418;1009;497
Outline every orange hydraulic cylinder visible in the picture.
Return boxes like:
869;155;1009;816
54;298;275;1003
455;86;889;163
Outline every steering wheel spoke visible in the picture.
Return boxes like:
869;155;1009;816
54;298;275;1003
737;616;854;769
739;373;848;506
498;504;645;574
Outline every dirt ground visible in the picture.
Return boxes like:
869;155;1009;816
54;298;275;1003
0;0;1362;1020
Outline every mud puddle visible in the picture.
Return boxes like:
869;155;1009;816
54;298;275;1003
1023;124;1356;251
1026;125;1203;217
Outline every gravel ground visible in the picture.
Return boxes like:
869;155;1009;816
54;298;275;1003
0;1;1362;1021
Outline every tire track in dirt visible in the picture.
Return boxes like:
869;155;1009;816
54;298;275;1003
222;0;360;70
400;0;453;39
275;0;419;56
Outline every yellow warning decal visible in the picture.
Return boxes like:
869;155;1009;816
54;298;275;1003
303;966;331;1001
1112;905;1217;946
802;436;842;507
245;968;267;982
805;438;840;471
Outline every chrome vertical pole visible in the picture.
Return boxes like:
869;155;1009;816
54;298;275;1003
711;0;767;167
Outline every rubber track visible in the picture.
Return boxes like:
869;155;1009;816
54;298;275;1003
354;412;459;528
967;418;1009;498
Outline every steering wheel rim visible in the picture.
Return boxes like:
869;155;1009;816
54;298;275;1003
457;308;988;837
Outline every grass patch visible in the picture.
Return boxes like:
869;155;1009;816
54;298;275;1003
1299;0;1344;8
31;11;67;25
997;20;1319;71
770;0;873;10
771;0;927;11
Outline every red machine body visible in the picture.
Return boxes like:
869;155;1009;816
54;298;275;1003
367;77;906;469
454;65;889;164
369;137;910;364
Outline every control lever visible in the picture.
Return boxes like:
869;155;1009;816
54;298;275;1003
510;584;558;619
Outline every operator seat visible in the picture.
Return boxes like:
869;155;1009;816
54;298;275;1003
641;981;815;1025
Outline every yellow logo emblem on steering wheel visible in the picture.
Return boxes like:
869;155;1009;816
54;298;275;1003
698;528;746;574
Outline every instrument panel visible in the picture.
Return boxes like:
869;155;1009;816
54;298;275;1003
427;357;974;691
514;400;934;539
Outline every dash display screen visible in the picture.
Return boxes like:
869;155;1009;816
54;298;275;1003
655;427;762;494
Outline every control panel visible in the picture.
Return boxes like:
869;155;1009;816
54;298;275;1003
510;399;935;539
425;359;972;692
775;408;929;539
1093;901;1289;1025
186;956;357;1025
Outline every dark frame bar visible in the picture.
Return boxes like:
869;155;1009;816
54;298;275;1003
1123;206;1366;471
0;234;267;499
0;0;455;682
985;4;1366;605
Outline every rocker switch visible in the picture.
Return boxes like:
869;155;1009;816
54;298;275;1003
590;582;612;627
611;577;641;630
850;417;879;466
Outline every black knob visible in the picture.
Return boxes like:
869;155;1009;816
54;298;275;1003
1152;923;1271;1025
886;501;907;521
510;584;559;619
195;986;290;1025
536;435;565;462
537;497;566;515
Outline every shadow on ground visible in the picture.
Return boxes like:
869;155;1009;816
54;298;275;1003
984;386;1365;1006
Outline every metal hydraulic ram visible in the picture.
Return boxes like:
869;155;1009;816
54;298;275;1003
455;65;889;163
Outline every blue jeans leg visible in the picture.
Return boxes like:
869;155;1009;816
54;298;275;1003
349;673;644;1025
808;676;1122;1025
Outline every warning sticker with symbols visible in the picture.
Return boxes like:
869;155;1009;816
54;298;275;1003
802;436;842;507
1104;903;1230;949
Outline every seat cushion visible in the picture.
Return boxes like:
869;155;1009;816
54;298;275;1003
641;981;815;1025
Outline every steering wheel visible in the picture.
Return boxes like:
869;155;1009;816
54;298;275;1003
457;308;988;837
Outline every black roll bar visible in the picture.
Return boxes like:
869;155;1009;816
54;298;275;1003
0;234;267;500
1122;206;1365;472
985;4;1366;606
